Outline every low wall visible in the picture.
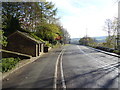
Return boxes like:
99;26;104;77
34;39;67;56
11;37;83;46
1;49;32;59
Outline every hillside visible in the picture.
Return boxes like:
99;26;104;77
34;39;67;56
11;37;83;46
93;36;107;42
71;36;107;44
70;38;80;44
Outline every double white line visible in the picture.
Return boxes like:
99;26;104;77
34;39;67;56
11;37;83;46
53;49;66;89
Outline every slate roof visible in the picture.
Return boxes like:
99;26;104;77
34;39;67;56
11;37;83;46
8;30;45;44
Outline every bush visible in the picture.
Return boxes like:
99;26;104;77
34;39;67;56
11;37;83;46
0;63;2;72
0;30;7;47
45;41;52;47
1;57;20;72
113;50;120;55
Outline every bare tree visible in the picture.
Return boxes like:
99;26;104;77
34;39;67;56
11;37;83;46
104;19;112;37
103;18;119;48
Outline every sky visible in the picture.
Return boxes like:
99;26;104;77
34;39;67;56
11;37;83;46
47;0;118;38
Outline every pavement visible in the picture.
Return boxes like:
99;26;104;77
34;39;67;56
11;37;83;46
2;44;120;89
2;47;53;80
87;46;120;58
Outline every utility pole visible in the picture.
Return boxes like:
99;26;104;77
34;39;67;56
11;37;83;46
86;27;88;37
118;1;120;52
85;27;88;46
117;2;120;90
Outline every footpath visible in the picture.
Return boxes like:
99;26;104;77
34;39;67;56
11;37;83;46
2;47;52;80
88;46;120;58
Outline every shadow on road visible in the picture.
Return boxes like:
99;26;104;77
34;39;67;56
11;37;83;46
65;62;120;88
63;47;104;56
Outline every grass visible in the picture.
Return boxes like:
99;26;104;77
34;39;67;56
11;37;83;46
89;45;120;55
52;43;63;48
64;44;71;46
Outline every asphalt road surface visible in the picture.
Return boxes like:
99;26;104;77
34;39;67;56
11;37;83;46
2;45;119;89
63;45;119;89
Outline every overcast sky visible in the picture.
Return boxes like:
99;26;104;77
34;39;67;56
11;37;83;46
47;0;118;38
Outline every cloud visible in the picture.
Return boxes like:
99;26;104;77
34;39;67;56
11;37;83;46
47;0;118;38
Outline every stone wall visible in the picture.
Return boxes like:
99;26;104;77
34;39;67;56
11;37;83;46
6;33;37;57
1;51;31;59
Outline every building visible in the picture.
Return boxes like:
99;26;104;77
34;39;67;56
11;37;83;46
5;31;45;57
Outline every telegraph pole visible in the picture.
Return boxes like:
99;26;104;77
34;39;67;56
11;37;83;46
118;2;120;90
118;1;120;53
85;27;88;46
86;27;88;38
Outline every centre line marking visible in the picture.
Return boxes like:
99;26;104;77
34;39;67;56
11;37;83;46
53;50;62;89
54;49;65;89
60;49;66;89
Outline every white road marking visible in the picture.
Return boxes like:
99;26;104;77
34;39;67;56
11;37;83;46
53;50;63;89
60;49;66;89
77;45;108;65
53;49;66;89
77;45;118;72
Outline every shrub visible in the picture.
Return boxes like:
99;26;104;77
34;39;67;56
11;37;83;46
1;57;20;72
0;63;2;72
113;50;120;55
45;41;52;47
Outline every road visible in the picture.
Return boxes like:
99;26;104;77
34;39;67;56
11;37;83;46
63;45;119;89
2;45;119;89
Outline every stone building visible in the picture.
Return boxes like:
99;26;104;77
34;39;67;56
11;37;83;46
5;31;45;57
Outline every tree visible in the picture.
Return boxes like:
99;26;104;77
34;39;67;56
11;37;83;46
61;28;71;44
38;2;57;23
79;37;96;46
0;30;7;47
35;23;62;43
3;15;21;36
2;2;29;35
2;2;42;33
2;2;58;33
2;2;70;46
104;19;112;37
103;17;118;49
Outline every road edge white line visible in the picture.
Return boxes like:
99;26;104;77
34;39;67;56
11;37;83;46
77;45;118;71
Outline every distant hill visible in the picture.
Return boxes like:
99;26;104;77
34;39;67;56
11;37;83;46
93;36;107;42
71;36;107;44
70;38;80;44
